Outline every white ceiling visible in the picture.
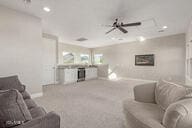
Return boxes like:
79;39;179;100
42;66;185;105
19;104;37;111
0;0;192;48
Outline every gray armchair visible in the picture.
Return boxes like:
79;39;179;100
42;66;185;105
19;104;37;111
15;112;60;128
123;82;192;128
19;88;60;128
0;75;60;128
123;82;163;128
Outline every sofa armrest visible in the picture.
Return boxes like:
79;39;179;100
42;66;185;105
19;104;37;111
134;82;157;103
163;99;192;128
14;112;60;128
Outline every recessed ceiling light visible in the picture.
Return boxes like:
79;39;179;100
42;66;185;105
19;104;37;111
163;26;168;29
138;36;146;42
111;37;116;40
43;7;51;12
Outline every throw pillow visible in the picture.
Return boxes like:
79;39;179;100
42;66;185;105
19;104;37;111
155;80;192;110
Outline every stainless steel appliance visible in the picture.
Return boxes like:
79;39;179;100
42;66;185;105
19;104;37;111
77;68;85;82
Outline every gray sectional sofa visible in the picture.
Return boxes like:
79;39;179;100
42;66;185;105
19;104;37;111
123;81;192;128
0;75;60;128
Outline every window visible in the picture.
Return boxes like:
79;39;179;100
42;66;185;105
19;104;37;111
63;52;75;64
94;54;103;64
80;54;89;64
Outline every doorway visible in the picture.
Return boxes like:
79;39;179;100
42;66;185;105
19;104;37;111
42;37;57;85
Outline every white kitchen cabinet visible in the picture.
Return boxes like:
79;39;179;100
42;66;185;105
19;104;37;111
57;66;98;84
63;68;78;84
85;68;98;80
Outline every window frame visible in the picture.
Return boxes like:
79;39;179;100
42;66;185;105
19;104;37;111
94;54;103;64
62;52;75;64
80;53;90;64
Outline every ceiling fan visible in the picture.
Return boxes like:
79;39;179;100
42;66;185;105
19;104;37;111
23;0;32;4
105;19;141;34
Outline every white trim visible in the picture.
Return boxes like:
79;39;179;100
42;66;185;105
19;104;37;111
98;77;157;83
120;77;157;83
98;77;109;80
31;92;43;99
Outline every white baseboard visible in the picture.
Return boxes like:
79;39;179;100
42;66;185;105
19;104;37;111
98;76;157;83
120;77;157;83
31;92;43;99
98;77;109;80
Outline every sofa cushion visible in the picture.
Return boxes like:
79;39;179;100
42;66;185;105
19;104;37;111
163;99;192;128
0;75;25;92
155;80;192;110
134;82;156;103
24;99;38;110
21;91;31;100
29;107;46;119
0;89;32;128
123;99;165;128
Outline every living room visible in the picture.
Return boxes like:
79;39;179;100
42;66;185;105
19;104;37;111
0;0;192;128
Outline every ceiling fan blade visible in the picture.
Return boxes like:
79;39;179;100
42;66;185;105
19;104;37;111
121;22;141;27
118;26;128;33
101;24;113;27
105;27;116;34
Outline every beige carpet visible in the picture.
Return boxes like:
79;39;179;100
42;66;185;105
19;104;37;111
35;79;150;128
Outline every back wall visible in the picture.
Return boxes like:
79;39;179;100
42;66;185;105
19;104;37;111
94;34;186;83
58;43;91;64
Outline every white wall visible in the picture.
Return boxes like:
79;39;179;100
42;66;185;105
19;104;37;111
94;34;186;83
0;6;43;94
58;43;91;64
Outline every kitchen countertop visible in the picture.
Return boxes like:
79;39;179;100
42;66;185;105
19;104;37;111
57;64;98;69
